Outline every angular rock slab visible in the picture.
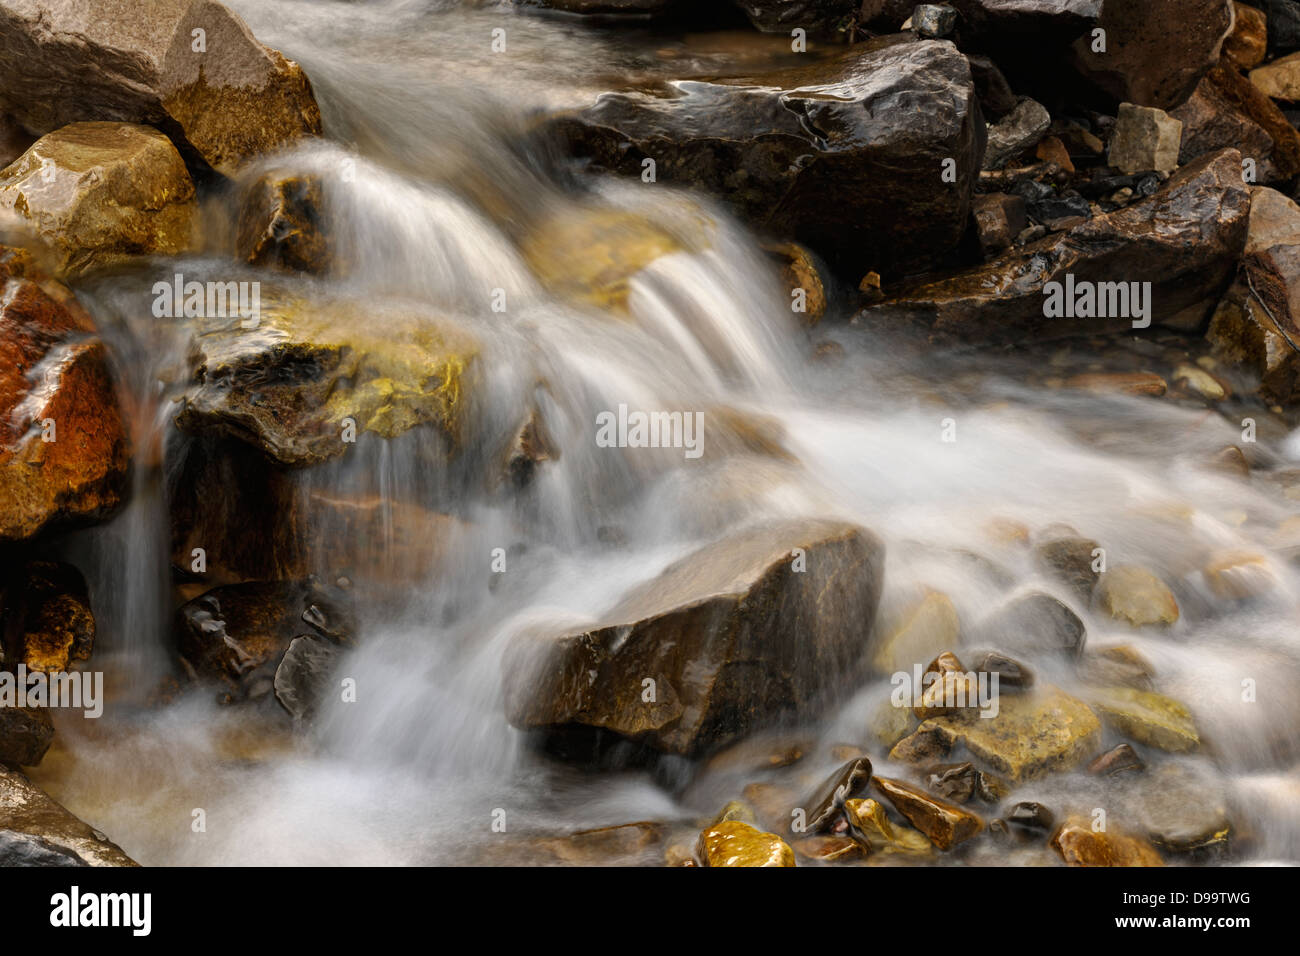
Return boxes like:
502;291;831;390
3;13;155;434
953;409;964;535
0;768;136;865
0;122;195;277
0;0;322;176
552;36;984;276
856;149;1250;345
505;519;885;756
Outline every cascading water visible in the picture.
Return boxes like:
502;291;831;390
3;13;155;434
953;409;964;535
25;0;1300;865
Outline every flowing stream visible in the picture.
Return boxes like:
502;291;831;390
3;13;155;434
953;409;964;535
26;0;1300;865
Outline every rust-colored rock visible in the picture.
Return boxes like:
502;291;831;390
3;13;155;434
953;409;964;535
0;276;129;542
2;560;95;672
236;171;329;274
1051;816;1165;866
872;775;983;850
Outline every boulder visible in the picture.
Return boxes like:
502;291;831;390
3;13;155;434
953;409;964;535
504;519;885;756
855;149;1250;345
0;274;130;542
1035;534;1102;600
0;0;322;176
1069;0;1235;111
173;291;479;467
697;820;795;867
0;122;194;277
551;36;985;276
891;685;1101;782
0;768;136;865
977;591;1086;659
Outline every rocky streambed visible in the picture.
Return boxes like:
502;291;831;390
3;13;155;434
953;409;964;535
0;0;1299;868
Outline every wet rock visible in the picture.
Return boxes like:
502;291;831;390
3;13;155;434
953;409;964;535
1209;187;1300;404
1087;742;1145;776
1202;62;1300;178
0;705;54;766
1051;816;1165;866
1088;687;1201;752
486;821;664;866
174;291;479;467
971;651;1033;690
2;561;94;672
1170;76;1288;183
967;54;1019;120
0;113;33;169
0;768;135;865
1096;565;1180;627
971;192;1028;258
804;756;873;832
697;820;795;867
872;775;983;850
1035;535;1102;600
762;240;828;326
844;797;933;856
872;589;960;675
927;761;977;803
0;275;130;542
742;782;800;834
1226;3;1270;68
892;685;1101;782
0;0;322;176
914;652;980;719
1007;801;1055;833
1173;362;1229;399
983;98;1051;170
855;149;1250;345
1211;444;1251;478
0;122;194;277
978;591;1086;659
1035;135;1075;174
273;633;340;722
1134;762;1232;856
553;36;985;276
176;580;352;700
0;830;89;866
1107;104;1183;175
1203;550;1276;599
704;734;808;775
913;3;957;37
707;801;757;828
1078;645;1156;690
867;693;919;748
503;410;558;490
236;171;329;275
504;519;884;756
1069;0;1235;112
1258;0;1300;52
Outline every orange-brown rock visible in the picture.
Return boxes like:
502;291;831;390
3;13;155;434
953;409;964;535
872;775;983;850
0;276;129;541
1051;816;1165;866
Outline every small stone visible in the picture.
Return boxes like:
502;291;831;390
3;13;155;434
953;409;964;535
793;834;865;862
1108;103;1183;175
1097;565;1180;627
912;3;957;37
1007;801;1055;833
872;775;983;850
707;801;757;828
927;762;977;803
1173;363;1228;399
1088;687;1201;752
762;241;828;326
1211;445;1250;478
697;821;795;867
804;757;873;832
1135;762;1232;857
983;98;1052;170
972;651;1034;690
844;797;933;856
1034;134;1075;174
1088;742;1145;777
1078;645;1157;690
1035;536;1103;601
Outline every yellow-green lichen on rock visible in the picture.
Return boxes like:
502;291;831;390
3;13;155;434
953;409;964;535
175;291;479;467
1087;686;1201;753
